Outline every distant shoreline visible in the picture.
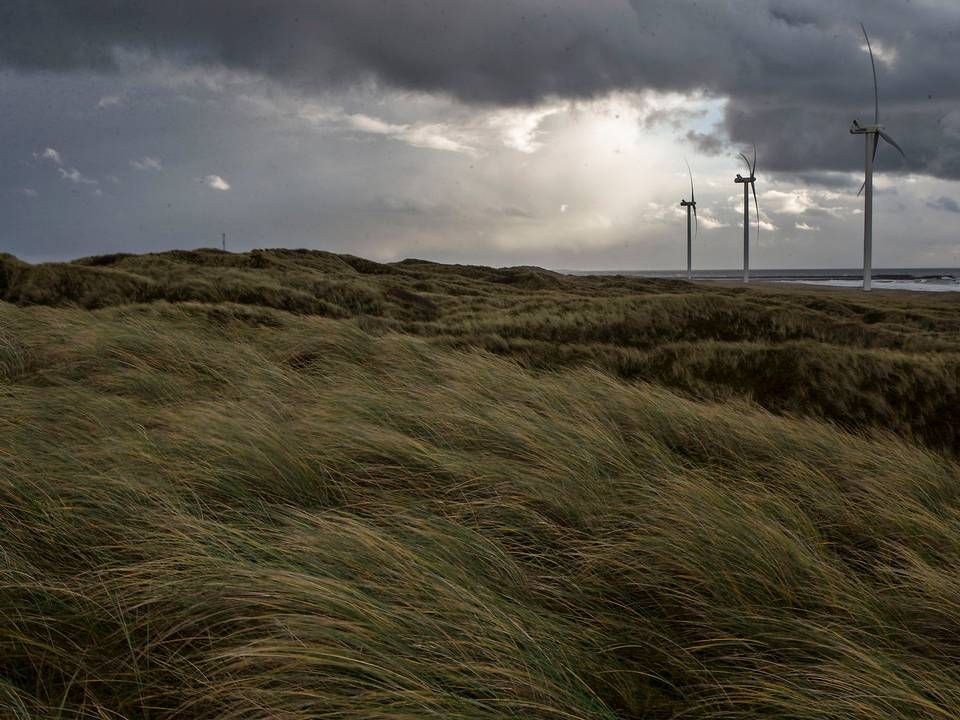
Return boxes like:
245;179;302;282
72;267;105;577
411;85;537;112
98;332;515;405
560;268;960;292
559;268;959;281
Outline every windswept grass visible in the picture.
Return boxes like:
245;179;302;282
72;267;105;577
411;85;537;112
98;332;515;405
2;250;960;718
3;249;957;450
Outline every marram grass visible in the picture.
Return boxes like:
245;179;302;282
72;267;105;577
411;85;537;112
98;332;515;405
2;250;960;718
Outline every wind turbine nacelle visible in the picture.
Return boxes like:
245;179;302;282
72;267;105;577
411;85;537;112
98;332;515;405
851;120;884;134
680;200;696;207
734;175;755;184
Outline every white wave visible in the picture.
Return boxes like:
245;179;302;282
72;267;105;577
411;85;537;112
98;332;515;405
777;279;960;292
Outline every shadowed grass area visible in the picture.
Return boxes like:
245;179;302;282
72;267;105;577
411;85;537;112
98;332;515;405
3;249;956;451
2;251;960;718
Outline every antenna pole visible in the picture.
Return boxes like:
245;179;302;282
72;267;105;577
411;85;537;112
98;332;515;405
863;133;874;291
686;204;692;280
743;182;750;283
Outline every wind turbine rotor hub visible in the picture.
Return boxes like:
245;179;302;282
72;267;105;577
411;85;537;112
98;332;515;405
850;121;884;134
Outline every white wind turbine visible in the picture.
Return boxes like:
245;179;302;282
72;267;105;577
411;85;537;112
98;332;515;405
680;160;698;280
850;23;906;291
734;146;759;282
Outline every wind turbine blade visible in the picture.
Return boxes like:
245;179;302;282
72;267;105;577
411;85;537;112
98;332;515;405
751;143;758;175
857;181;866;197
752;182;760;242
861;23;880;125
872;132;880;164
738;152;752;175
878;130;907;159
685;159;695;203
693;205;699;237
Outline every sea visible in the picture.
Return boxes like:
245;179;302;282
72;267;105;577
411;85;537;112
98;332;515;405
561;268;960;293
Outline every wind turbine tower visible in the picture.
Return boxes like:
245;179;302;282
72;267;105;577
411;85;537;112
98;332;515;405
850;23;906;291
734;147;759;283
680;161;698;280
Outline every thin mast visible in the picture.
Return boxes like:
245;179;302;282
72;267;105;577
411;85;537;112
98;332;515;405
743;183;750;283
863;133;874;291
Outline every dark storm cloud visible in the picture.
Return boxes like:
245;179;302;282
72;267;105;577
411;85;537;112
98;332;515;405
1;1;959;177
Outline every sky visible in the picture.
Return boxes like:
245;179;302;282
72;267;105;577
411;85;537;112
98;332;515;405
2;0;959;270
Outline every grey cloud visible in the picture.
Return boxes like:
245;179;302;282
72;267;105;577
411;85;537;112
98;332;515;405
644;107;707;130
785;171;858;190
58;167;98;185
801;207;847;219
377;196;432;215
37;147;62;165
2;2;959;177
374;197;532;221
131;156;162;171
498;206;535;219
686;130;727;156
927;196;960;214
